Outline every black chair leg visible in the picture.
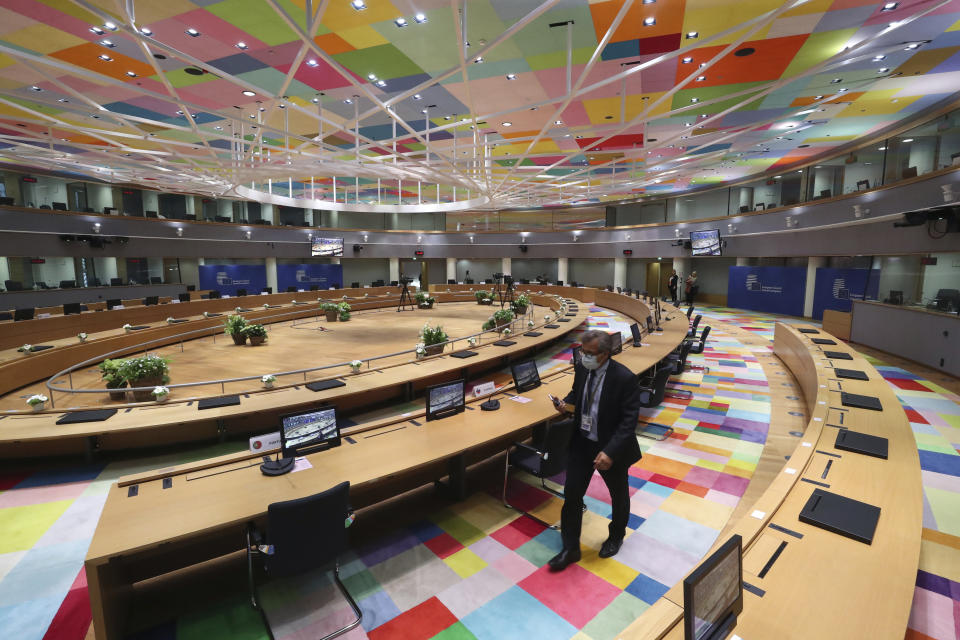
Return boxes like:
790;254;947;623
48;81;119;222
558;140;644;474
327;562;363;640
246;526;260;610
501;452;560;529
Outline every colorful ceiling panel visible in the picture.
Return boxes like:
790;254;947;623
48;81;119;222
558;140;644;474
0;0;957;210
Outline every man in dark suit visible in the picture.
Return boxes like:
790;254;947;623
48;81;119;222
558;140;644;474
668;269;679;304
548;330;641;571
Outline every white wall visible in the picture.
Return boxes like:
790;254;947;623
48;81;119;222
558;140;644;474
21;176;68;208
87;184;114;213
342;258;389;287
568;258;614;287
455;258;501;282
33;256;76;286
876;255;922;303
626;259;647;291
921;252;960;304
143;190;159;214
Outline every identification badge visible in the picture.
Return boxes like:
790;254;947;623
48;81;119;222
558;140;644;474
581;416;594;433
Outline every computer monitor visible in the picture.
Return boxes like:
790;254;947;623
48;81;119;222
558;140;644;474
425;379;465;421
279;406;341;458
683;534;743;640
208;290;221;299
52;202;67;211
144;296;159;306
110;277;123;286
646;315;654;334
178;293;191;302
14;307;34;321
150;276;161;284
106;298;121;310
630;322;642;346
63;303;81;316
689;229;722;256
59;280;76;288
448;279;456;285
510;360;541;393
609;331;622;355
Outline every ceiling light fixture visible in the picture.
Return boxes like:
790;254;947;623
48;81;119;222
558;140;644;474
690;97;699;103
140;27;152;36
878;67;889;73
414;13;427;23
502;121;512;127
830;77;842;83
555;120;562;125
103;21;117;30
882;2;898;10
902;138;914;142
873;55;886;61
643;17;656;26
473;56;483;63
126;71;137;77
686;31;699;39
696;75;705;81
367;73;377;80
90;26;104;35
236;42;248;49
682;56;693;63
242;90;256;96
506;73;517;80
100;39;116;48
98;54;112;61
305;59;318;67
905;42;920;49
394;17;407;27
413;93;422;100
185;28;200;37
376;79;386;87
343;98;353;104
351;0;366;9
29;85;41;91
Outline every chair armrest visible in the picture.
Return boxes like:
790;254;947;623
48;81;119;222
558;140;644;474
513;441;548;460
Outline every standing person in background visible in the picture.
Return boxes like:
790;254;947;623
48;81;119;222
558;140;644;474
685;271;698;305
668;269;679;304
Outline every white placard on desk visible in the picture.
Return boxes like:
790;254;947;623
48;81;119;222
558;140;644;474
802;441;812;447
223;294;231;299
38;313;51;319
298;289;304;292
784;467;797;475
473;382;496;397
814;417;823;422
114;305;124;309
248;431;280;453
818;400;825;405
750;510;766;519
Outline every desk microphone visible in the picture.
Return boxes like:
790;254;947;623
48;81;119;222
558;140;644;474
260;454;295;476
480;398;500;411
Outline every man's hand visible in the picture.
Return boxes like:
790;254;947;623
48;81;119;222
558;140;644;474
549;394;572;414
594;451;613;471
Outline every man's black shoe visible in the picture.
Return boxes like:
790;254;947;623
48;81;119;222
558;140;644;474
599;537;623;558
547;548;581;571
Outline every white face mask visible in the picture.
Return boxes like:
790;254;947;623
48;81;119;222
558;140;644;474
581;353;601;370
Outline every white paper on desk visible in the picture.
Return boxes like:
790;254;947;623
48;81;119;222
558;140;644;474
261;292;268;295
298;289;304;292
784;467;797;475
223;294;231;298
293;457;313;472
171;299;180;304
114;305;124;309
750;510;766;519
509;395;532;404
640;342;651;347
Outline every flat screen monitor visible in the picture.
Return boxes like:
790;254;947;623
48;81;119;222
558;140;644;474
279;406;340;458
311;237;344;257
208;290;221;299
510;360;541;393
106;298;121;309
178;293;191;302
144;296;158;306
609;331;622;355
690;229;722;256
426;379;465;421
63;303;81;316
683;534;743;640
14;307;34;321
630;322;642;345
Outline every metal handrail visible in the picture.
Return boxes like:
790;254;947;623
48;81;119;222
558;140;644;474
42;293;563;408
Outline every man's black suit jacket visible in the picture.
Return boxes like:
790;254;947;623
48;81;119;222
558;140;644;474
563;358;642;466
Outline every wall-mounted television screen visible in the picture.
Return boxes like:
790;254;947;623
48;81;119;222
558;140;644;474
311;237;344;257
690;229;721;256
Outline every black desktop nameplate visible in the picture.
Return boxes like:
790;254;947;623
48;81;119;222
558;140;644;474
167;319;189;324
31;345;54;352
205;312;223;317
264;304;282;308
565;312;577;316
236;307;252;312
306;379;347;392
129;325;150;331
557;318;571;322
811;338;837;345
799;488;880;545
56;409;118;425
798;328;820;334
835;429;889;459
451;351;479;359
544;324;560;329
493;340;516;347
824;350;853;360
841;392;883;412
835;368;869;381
524;331;543;337
197;395;241;410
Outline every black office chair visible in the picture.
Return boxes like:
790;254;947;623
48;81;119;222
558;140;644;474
287;286;298;292
14;307;34;321
885;290;904;305
208;290;221;299
150;277;161;284
0;312;12;321
930;288;960;312
351;282;360;289
4;280;23;291
178;293;191;302
110;278;123;286
685;326;711;374
262;287;272;294
686;306;694;319
448;279;456;285
59;280;76;289
687;314;702;339
237;288;247;297
636;365;675;441
145;210;158;218
739;205;750;213
90;278;101;286
309;285;319;291
246;481;362;640
40;204;51;209
502;419;576;528
106;298;121;309
37;281;50;289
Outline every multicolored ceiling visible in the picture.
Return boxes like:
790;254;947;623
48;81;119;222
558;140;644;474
1;0;959;210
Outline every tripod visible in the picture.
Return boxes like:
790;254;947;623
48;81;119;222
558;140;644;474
499;278;515;310
397;281;415;312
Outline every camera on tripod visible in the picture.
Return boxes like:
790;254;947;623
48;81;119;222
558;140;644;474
399;276;413;285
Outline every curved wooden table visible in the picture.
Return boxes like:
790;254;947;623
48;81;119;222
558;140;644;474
84;291;690;640
618;322;922;640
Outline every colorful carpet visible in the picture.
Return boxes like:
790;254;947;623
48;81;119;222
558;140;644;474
1;305;958;640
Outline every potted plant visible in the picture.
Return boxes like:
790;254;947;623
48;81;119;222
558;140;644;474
321;302;339;322
467;336;478;347
99;358;127;401
485;308;514;333
511;293;530;315
243;324;267;345
224;314;248;345
151;386;170;403
418;322;448;356
544;313;552;323
502;327;512;338
349;359;363;373
17;344;32;354
475;290;493;305
119;355;170;402
78;332;87;343
261;374;277;388
415;342;426;359
123;323;132;333
26;394;47;411
338;302;351;322
415;292;435;309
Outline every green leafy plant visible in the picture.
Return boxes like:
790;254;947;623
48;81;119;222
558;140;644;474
242;324;267;338
338;302;351;320
98;358;126;388
119;355;171;385
223;314;247;335
320;302;339;311
474;290;491;300
418;322;448;346
511;293;530;313
492;308;514;325
482;318;495;331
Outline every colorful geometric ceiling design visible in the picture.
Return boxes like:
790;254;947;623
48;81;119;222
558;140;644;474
0;0;959;210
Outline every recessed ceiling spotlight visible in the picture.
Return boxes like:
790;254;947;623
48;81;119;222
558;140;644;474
902;138;914;142
185;28;200;37
343;98;353;104
643;17;656;26
502;121;512;127
259;107;265;111
473;56;483;63
305;59;318;67
103;21;117;30
878;67;889;73
414;13;427;23
830;77;842;83
29;85;41;91
682;56;693;63
367;73;377;80
413;93;422;100
99;54;113;61
576;135;583;138
905;42;920;50
555;119;562;125
873;55;886;61
506;73;517;80
394;17;407;27
57;98;68;103
351;0;366;9
90;26;105;35
376;79;386;87
126;71;137;77
814;95;824;99
690;97;699;103
242;90;256;96
696;75;705;81
686;31;698;39
837;87;848;92
100;39;116;48
214;125;222;130
236;42;248;49
140;26;152;36
311;97;319;103
878;146;886;150
882;2;898;10
249;114;256;118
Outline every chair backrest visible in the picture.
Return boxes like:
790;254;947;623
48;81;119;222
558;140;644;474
14;307;34;321
287;286;297;292
178;293;191;302
690;314;702;332
536;419;576;476
110;278;123;286
686;306;694;318
690;325;711;354
237;288;247;297
309;285;319;291
645;366;673;406
674;340;694;374
265;481;350;578
5;280;22;291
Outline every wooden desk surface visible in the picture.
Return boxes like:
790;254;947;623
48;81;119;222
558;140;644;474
617;322;922;640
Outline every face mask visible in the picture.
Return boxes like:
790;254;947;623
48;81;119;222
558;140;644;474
581;354;601;370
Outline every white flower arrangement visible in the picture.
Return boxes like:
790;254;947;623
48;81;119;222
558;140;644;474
528;320;535;328
415;342;426;357
467;336;477;347
18;344;32;353
544;314;552;323
349;359;363;372
203;311;213;318
77;332;87;343
26;394;47;408
236;307;243;313
166;317;175;324
151;386;169;401
263;303;270;308
502;327;512;336
122;324;132;332
261;374;277;388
